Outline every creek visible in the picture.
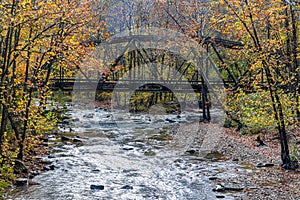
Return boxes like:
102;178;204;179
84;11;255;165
7;106;242;200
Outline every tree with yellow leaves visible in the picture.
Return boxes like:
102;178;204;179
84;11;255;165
0;0;100;160
208;0;300;169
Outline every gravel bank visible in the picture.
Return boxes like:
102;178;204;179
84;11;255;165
170;122;300;200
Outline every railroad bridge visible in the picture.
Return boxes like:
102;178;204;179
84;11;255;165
50;31;238;121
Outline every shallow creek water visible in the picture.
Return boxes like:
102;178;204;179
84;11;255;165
6;107;245;200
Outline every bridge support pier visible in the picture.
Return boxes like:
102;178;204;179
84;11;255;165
200;78;211;122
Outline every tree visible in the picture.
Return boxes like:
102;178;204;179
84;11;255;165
0;0;96;159
209;0;299;169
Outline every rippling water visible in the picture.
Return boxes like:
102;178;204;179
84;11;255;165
6;107;237;200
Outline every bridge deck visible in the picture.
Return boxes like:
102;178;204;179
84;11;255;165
49;78;227;93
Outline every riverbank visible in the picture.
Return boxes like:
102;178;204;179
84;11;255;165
172;122;300;199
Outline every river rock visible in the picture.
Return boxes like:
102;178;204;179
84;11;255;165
39;158;52;165
48;155;56;159
28;180;40;185
15;178;28;186
31;171;40;176
256;163;274;168
90;185;104;190
209;176;218;180
72;138;84;143
165;118;176;123
186;148;199;155
35;156;43;160
61;136;83;143
42;136;49;142
61;136;72;141
216;195;225;198
62;119;70;125
83;113;94;118
213;184;225;192
72;118;80;122
49;164;55;170
174;158;184;163
43;164;55;171
122;146;134;151
91;169;100;173
213;183;243;192
13;160;28;174
223;183;244;191
95;107;102;112
144;150;156;156
121;185;133;190
103;108;111;112
29;171;39;179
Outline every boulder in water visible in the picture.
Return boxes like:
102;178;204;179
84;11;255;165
15;178;28;186
72;138;84;143
72;118;80;122
121;185;133;190
83;113;94;118
213;184;225;192
61;136;72;142
165;118;176;123
90;185;104;190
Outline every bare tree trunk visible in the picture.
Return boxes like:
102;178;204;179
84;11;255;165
290;6;300;122
264;63;294;168
0;0;18;152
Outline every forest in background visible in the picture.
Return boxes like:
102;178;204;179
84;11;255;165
0;0;299;194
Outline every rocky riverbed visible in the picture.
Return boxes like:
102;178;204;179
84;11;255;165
5;106;300;200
